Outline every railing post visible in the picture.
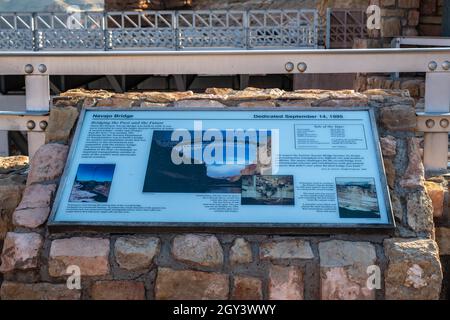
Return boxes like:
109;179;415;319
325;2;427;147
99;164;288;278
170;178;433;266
325;8;331;49
25;67;49;157
423;72;450;173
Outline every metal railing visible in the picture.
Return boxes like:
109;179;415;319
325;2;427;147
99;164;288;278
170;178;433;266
1;48;450;170
0;10;319;51
326;9;367;49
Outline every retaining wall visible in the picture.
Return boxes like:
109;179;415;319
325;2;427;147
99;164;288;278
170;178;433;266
0;88;445;300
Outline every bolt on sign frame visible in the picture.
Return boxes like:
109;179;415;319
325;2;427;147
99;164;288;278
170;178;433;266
0;47;449;171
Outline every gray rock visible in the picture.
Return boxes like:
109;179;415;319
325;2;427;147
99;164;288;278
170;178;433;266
230;238;253;265
172;234;224;268
384;238;442;300
406;191;434;233
260;239;314;260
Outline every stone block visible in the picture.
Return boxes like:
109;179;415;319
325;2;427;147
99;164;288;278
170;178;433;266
424;181;445;218
49;237;110;277
380;135;397;157
398;0;420;8
406;191;434;233
230;238;253;265
173;99;226;108
381;18;401;37
172;234;223;268
268;265;303;300
114;236;160;271
435;227;450;255
0;281;80;300
379;105;416;131
319;240;377;300
91;281;146;300
13;207;50;229
384;238;442;299
232;276;263;300
260;239;314;260
26;144;69;186
0;174;26;239
45;106;79;144
0;232;43;272
400;138;425;189
155;267;229;300
16;183;56;210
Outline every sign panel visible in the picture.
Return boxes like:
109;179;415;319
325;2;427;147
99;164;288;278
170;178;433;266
50;108;394;230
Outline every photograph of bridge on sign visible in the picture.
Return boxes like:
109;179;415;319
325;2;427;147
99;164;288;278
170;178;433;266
0;0;449;307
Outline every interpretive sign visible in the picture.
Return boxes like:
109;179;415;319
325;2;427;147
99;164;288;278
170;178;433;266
49;108;394;230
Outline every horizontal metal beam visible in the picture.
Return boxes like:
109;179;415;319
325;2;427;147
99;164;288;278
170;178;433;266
0;112;48;131
0;48;450;75
393;37;450;47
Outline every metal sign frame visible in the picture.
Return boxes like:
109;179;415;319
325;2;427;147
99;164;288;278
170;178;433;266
48;106;395;234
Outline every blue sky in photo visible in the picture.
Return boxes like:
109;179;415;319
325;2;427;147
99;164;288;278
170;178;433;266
76;164;115;182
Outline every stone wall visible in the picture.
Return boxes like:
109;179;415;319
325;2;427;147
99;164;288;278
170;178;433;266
419;0;444;36
0;88;444;300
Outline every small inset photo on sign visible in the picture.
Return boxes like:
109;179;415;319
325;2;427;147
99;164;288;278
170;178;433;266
69;164;116;203
241;175;294;205
336;177;380;219
143;130;272;194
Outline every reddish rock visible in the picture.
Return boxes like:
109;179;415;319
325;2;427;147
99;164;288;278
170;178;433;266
26;144;69;186
91;281;146;300
16;184;56;210
12;183;56;228
172;234;223;268
232;276;262;300
0;282;80;300
13;207;50;228
49;237;110;277
400;138;425;189
380;135;397;157
319;240;376;300
321;267;373;300
268;265;304;300
424;181;445;218
155;268;229;300
0;232;43;272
